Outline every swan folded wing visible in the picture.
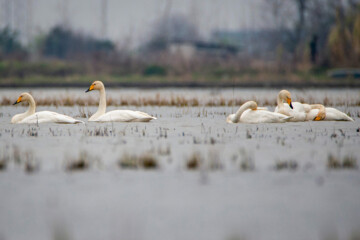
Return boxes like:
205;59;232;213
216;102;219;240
240;110;290;123
95;110;156;122
19;111;83;124
324;108;354;121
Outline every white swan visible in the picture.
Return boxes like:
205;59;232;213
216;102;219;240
276;89;354;121
306;105;353;121
275;90;307;122
11;92;84;124
85;81;156;122
306;104;326;121
227;101;292;123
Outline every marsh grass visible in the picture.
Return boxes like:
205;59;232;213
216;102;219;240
139;153;158;169
240;158;255;171
24;151;39;173
0;151;9;171
274;159;298;171
239;149;255;171
13;145;22;164
186;152;202;170
27;126;39;137
3;95;358;107
157;145;171;156
327;154;358;169
119;153;138;169
207;150;223;171
118;152;158;170
83;126;115;137
65;151;90;171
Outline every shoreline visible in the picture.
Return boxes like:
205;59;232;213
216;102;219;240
1;81;360;89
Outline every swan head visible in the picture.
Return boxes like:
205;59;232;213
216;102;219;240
278;90;293;109
13;92;32;105
86;80;104;92
311;104;326;121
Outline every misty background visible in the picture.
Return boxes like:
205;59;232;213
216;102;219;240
0;0;359;86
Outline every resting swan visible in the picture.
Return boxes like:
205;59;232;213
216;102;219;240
306;104;353;121
275;90;307;122
306;104;326;121
85;81;156;122
11;92;84;124
276;89;353;121
227;101;292;123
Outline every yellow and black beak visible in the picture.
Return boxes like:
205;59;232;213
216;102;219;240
13;96;22;105
85;84;94;93
287;98;293;109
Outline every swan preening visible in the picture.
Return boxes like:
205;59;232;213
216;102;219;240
11;93;84;124
227;101;292;123
275;90;354;122
85;81;156;122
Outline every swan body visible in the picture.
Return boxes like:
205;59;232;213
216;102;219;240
94;110;156;122
307;107;353;121
227;101;292;123
305;104;326;121
11;93;84;124
86;80;156;122
276;90;353;122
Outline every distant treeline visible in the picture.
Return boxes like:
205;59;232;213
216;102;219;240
0;0;359;82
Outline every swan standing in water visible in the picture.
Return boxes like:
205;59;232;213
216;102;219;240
276;89;353;121
11;92;84;124
227;101;292;123
85;81;156;122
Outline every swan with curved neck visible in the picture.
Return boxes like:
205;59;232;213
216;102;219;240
85;80;156;122
11;92;84;124
276;89;353;121
306;104;326;121
308;104;353;121
227;101;292;123
275;90;307;122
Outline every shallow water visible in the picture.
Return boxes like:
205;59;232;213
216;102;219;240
0;88;360;240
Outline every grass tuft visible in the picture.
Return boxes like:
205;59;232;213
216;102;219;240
328;154;358;169
187;152;201;170
66;151;90;171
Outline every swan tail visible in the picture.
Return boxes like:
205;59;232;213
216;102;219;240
74;120;85;124
343;114;354;121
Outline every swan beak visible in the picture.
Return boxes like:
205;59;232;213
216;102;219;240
287;98;293;109
13;96;22;105
85;84;94;93
314;116;322;121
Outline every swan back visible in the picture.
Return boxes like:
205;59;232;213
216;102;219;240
19;111;84;124
227;101;257;123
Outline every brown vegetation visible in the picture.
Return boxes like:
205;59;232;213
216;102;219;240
2;95;359;107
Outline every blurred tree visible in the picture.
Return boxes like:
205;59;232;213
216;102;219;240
42;26;115;59
145;14;199;51
0;27;25;57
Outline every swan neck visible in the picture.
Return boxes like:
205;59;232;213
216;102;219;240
277;94;283;107
98;88;106;114
26;95;36;115
310;104;324;111
232;102;251;123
